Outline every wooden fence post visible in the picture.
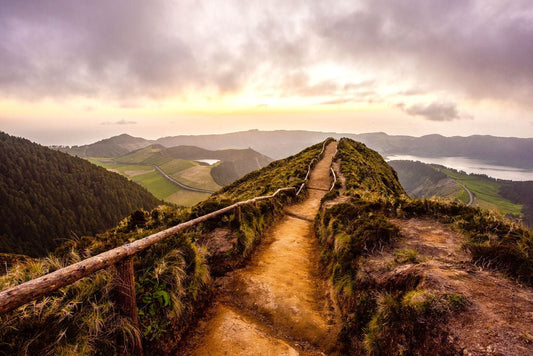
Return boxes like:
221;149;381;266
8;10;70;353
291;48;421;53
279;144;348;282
114;257;143;356
234;206;242;224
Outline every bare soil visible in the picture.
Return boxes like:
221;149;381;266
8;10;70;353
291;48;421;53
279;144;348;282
387;218;533;355
181;142;340;355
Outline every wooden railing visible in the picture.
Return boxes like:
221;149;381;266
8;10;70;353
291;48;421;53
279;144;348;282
330;167;337;192
0;138;334;354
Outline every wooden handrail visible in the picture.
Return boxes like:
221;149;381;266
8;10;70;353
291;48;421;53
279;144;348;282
330;167;336;192
0;187;296;315
296;139;331;196
0;139;334;316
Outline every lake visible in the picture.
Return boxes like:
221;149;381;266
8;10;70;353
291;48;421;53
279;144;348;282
386;155;533;181
195;159;220;165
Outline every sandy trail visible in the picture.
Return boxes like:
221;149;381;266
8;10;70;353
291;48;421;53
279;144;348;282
183;142;339;356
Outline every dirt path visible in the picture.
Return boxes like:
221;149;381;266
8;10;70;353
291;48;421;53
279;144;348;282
182;142;340;355
391;218;533;355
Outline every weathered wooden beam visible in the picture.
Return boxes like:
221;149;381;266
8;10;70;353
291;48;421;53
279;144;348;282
114;257;143;356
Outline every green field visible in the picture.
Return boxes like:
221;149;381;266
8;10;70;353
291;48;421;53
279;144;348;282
441;168;522;216
89;158;217;207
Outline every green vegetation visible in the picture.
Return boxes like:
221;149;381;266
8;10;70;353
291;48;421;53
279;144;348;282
315;137;533;354
90;159;212;206
170;165;220;191
0;139;330;355
88;144;274;206
390;160;462;201
336;138;405;197
57;133;152;158
441;168;522;216
0;132;161;257
394;248;420;264
499;181;533;227
0;206;211;355
209;139;333;201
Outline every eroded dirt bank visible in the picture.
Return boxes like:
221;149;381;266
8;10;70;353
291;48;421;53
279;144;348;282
182;142;339;355
389;219;533;355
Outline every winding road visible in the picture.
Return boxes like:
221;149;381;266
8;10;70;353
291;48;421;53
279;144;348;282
113;160;216;194
458;182;474;205
152;165;215;194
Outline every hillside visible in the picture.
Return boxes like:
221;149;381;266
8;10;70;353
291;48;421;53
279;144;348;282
120;144;272;186
0;132;161;257
316;138;533;354
390;160;531;226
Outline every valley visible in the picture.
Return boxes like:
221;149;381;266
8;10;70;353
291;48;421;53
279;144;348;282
86;144;272;207
390;160;531;226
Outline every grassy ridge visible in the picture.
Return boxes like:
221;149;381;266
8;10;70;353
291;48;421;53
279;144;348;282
316;137;533;354
208;139;333;201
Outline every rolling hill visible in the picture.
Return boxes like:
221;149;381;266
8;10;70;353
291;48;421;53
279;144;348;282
56;133;153;157
90;145;273;206
0;132;161;257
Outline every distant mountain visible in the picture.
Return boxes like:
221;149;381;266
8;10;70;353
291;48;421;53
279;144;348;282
155;130;333;160
0;132;161;257
57;133;153;157
57;130;533;170
360;133;533;169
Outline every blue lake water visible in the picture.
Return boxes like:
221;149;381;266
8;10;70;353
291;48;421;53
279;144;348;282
386;155;533;181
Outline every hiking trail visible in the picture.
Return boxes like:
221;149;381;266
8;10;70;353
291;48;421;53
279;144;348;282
182;141;340;355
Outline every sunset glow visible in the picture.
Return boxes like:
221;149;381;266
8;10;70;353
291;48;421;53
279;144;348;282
1;0;532;144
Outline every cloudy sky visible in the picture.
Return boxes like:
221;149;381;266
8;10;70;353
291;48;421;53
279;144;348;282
1;0;532;145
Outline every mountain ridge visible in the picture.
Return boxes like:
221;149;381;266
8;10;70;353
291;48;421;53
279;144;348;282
56;129;533;169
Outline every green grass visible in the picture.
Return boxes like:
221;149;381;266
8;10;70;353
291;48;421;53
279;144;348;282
170;165;221;191
442;168;522;216
132;170;180;200
159;159;195;176
165;190;211;206
116;147;164;163
456;187;470;204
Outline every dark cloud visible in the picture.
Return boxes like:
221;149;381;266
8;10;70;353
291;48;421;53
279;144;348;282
399;102;469;121
0;0;532;110
101;119;137;125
